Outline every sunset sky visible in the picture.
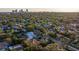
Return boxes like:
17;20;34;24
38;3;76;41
0;8;79;12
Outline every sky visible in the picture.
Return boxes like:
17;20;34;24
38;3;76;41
0;8;79;12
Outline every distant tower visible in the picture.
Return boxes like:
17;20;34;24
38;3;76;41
12;9;17;13
15;9;17;13
21;9;24;12
19;9;24;13
26;9;28;12
12;10;14;13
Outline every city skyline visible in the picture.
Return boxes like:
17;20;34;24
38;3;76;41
0;8;79;12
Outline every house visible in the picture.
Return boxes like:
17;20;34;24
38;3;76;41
9;44;23;51
0;42;9;51
26;32;36;40
32;39;40;45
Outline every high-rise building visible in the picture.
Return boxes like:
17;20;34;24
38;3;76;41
26;9;28;12
19;9;24;13
15;9;17;13
12;9;17;13
12;10;14;13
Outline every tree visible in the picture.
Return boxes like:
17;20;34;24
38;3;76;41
4;37;12;43
39;27;47;34
48;32;57;38
45;43;64;51
22;40;43;51
0;28;2;33
27;24;36;31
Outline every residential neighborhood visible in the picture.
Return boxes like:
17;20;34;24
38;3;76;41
0;9;79;51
